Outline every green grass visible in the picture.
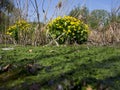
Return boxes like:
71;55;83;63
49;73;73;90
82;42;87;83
0;44;120;90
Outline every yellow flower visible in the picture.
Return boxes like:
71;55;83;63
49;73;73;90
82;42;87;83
9;32;12;35
63;30;66;32
56;16;61;21
6;32;12;35
70;22;75;25
56;24;59;26
59;26;62;28
68;26;71;29
68;29;71;33
66;32;69;35
6;32;9;35
85;24;88;29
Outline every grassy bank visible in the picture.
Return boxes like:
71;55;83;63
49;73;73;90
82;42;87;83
0;45;120;90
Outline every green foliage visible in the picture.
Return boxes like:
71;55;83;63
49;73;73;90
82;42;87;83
88;9;110;29
69;6;89;22
0;0;14;12
0;45;120;89
0;0;15;31
47;16;90;44
7;20;31;41
69;6;111;30
69;7;81;18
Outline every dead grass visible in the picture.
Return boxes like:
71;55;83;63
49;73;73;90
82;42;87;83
88;23;120;46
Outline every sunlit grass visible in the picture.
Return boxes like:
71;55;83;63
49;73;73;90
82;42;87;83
0;45;120;89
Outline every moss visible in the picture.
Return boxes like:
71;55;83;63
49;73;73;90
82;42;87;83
0;45;120;89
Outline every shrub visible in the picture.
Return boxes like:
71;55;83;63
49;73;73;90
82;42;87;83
47;16;90;44
7;20;31;43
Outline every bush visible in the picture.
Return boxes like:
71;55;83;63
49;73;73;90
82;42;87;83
7;20;31;43
47;16;90;44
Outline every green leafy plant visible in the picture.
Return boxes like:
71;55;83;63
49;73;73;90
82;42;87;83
7;20;31;43
47;16;90;44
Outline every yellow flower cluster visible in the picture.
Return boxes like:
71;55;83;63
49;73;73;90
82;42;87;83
16;20;30;30
47;16;90;44
7;20;30;36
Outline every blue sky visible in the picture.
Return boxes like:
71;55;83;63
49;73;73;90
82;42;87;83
86;0;112;11
15;0;120;22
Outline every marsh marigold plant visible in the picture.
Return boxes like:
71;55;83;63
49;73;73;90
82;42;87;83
7;20;31;41
47;16;90;44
